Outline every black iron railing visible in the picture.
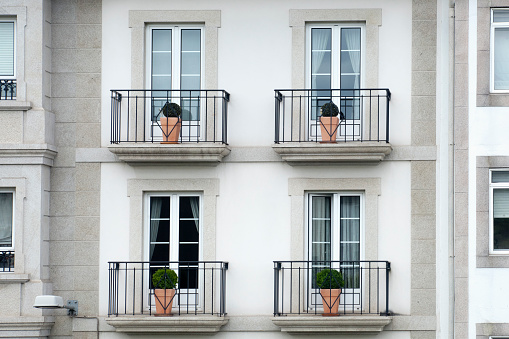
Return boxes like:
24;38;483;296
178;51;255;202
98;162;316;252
0;80;16;100
108;261;228;316
274;89;391;143
273;260;391;316
110;89;230;144
0;251;14;272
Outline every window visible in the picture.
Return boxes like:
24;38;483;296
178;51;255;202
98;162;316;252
307;193;363;308
306;24;364;140
146;193;202;309
491;9;509;92
0;20;16;99
0;190;14;272
490;170;509;254
146;25;203;139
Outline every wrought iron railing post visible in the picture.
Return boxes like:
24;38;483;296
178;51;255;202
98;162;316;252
385;261;391;315
386;89;391;143
274;261;281;315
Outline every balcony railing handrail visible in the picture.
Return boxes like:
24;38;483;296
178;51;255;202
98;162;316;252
110;89;230;144
108;260;228;317
273;260;391;316
274;88;391;144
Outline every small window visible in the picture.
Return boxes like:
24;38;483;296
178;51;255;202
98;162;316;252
490;170;509;254
0;20;16;100
491;9;509;92
0;190;14;272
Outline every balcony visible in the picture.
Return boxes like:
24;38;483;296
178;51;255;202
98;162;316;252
272;89;392;164
106;261;228;334
272;260;392;334
108;89;231;164
0;80;16;100
0;251;14;272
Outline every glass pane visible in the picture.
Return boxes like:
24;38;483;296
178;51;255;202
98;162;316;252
311;243;331;262
0;193;13;247
312;74;331;90
180;98;200;121
0;22;15;76
494;10;509;22
179;266;198;289
340;74;360;90
179;244;199;261
311;196;331;263
340;219;360;242
181;76;200;90
312;51;331;74
151;197;170;218
492;171;509;183
181;30;201;51
340;196;360;218
152;29;172;51
340;51;360;73
494;27;509;90
181;52;200;74
151;220;169;242
152;52;172;75
340;243;360;262
494;218;509;250
341;28;361;50
152;76;172;90
179;220;199;242
179;197;198;218
494;189;509;218
311;28;331;50
150;244;169;262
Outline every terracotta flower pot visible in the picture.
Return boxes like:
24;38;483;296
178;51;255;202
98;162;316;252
154;289;176;316
319;116;339;143
320;288;341;316
160;117;181;144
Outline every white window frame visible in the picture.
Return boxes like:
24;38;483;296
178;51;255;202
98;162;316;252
305;23;365;140
145;24;205;140
0;189;14;252
0;19;16;79
490;8;509;93
305;192;365;311
489;170;509;255
143;192;204;310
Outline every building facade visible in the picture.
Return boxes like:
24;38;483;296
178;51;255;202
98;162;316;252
0;0;504;338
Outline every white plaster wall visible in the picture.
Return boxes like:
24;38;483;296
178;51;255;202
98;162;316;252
99;0;415;333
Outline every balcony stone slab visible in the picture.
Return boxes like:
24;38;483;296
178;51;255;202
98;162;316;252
108;143;231;165
272;315;392;334
106;315;229;334
272;142;392;165
0;273;30;284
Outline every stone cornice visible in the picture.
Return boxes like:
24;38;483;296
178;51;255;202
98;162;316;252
0;144;57;166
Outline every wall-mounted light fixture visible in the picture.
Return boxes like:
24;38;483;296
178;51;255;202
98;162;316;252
33;295;78;316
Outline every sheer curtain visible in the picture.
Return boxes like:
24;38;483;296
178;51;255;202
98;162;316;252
0;193;13;247
189;197;199;232
150;198;163;260
311;196;331;263
311;29;331;90
340;196;360;288
343;29;361;90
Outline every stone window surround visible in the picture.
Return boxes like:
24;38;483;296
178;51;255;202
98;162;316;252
129;10;220;91
289;8;381;90
127;178;219;261
0;178;26;276
288;178;381;261
477;0;509;107
476;156;509;267
0;5;27;104
477;322;509;338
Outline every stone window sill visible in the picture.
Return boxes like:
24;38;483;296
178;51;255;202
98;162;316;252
271;315;392;334
106;315;229;334
0;273;30;284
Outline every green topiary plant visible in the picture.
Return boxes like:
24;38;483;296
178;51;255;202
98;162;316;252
316;268;344;289
152;268;178;289
320;102;340;117
159;102;182;118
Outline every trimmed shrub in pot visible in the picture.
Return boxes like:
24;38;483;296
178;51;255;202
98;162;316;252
319;102;343;143
316;268;344;316
152;268;178;316
159;102;182;144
